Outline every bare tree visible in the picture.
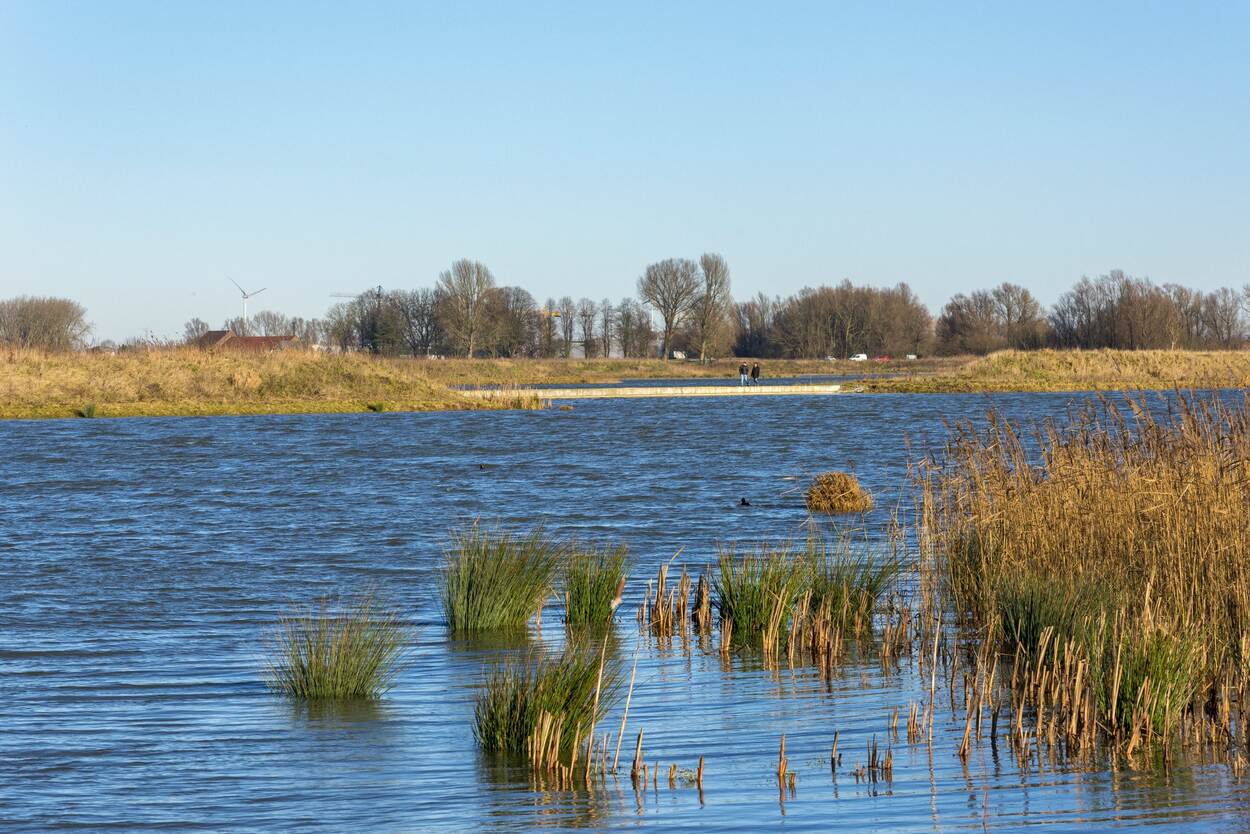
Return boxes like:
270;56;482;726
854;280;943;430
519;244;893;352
487;286;539;357
539;297;559;357
0;296;91;350
637;258;700;359
1202;287;1245;347
558;296;576;358
599;298;615;357
691;253;732;361
183;317;210;344
576;298;598;358
250;310;291;336
437;259;496;356
391;288;443;356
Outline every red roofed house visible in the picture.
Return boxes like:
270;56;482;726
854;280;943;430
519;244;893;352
196;330;298;352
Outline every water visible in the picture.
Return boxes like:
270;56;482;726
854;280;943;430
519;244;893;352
3;392;1248;832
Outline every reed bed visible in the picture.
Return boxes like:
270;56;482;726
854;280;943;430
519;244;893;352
442;525;563;632
805;472;874;514
637;561;692;641
264;594;407;700
922;394;1250;757
564;546;627;628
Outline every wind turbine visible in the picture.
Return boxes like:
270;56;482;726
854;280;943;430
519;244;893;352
229;278;266;332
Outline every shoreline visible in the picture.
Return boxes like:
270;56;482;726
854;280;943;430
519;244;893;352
3;348;1248;421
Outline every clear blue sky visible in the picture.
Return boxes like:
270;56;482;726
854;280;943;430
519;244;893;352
2;1;1247;341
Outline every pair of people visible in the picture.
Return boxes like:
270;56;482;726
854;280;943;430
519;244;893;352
738;361;762;385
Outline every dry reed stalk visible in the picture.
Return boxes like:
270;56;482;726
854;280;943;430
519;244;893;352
777;734;788;782
693;569;713;634
631;729;645;781
612;654;639;772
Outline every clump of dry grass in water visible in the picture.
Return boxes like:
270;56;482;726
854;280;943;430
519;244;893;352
265;594;407;701
922;394;1250;756
806;472;873;514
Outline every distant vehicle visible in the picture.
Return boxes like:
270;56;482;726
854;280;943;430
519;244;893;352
825;355;838;361
849;353;868;362
873;355;892;362
905;353;918;360
670;350;687;360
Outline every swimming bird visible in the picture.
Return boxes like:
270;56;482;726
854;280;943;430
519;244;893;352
739;497;751;507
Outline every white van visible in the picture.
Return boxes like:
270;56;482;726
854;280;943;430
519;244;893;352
849;353;868;362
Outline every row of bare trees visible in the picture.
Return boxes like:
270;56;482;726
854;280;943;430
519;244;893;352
934;272;1250;353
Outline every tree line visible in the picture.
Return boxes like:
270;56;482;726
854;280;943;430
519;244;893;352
4;262;1248;356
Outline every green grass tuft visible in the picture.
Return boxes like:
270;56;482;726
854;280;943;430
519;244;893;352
714;544;813;646
563;546;627;628
75;402;96;418
808;538;902;636
442;525;563;632
264;594;407;700
474;646;619;760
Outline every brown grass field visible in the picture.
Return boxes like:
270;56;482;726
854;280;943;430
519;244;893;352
864;348;1250;393
3;347;1248;419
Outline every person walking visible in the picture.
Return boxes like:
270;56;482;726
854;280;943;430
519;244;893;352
750;362;761;385
738;361;749;386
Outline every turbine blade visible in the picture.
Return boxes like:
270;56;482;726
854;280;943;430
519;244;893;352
229;277;246;295
252;287;267;296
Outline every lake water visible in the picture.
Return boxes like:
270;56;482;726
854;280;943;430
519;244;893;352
3;392;1248;832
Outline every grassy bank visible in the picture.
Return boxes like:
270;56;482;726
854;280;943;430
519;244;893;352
0;348;542;419
865;349;1250;393
415;355;962;387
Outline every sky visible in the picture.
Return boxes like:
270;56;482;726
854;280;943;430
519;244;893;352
2;1;1248;342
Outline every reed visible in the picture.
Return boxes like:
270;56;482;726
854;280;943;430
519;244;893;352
264;594;407;700
805;472;873;514
922;394;1250;751
808;538;901;637
442;525;563;632
714;544;812;653
564;545;627;628
474;647;621;763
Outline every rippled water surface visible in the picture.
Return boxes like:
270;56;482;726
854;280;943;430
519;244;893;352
3;392;1248;832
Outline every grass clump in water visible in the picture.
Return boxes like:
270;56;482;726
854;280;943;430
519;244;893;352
365;401;386;412
808;538;901;637
563;545;627;628
474;646;620;762
715;544;812;651
264;594;407;700
806;472;873;514
442;525;563;632
75;401;96;418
